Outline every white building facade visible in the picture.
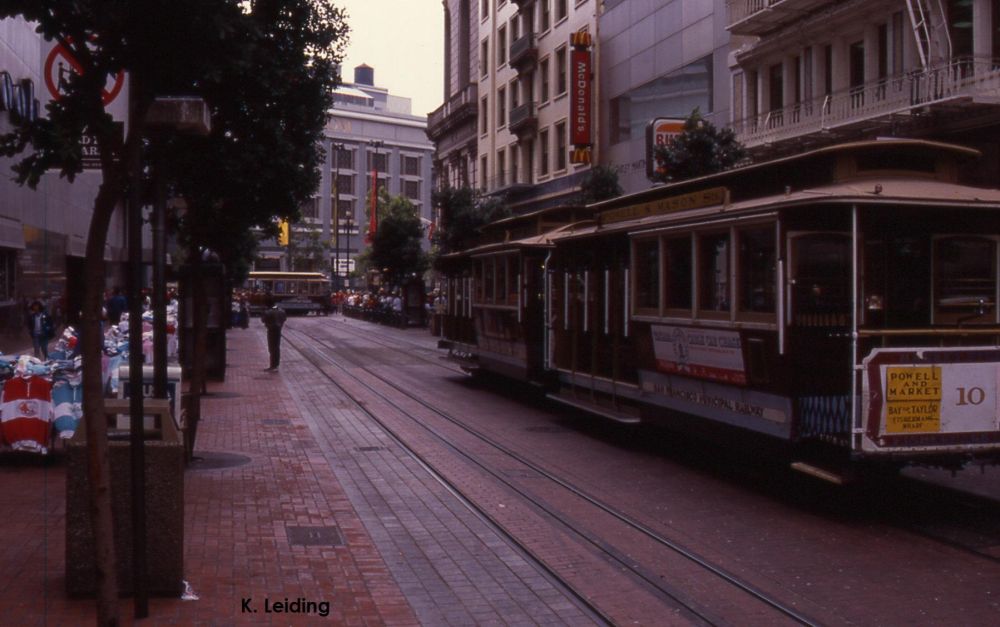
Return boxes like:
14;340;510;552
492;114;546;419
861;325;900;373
258;66;435;284
477;0;599;212
727;0;1000;179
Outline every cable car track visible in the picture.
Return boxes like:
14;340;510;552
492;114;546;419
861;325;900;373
308;318;1000;568
285;326;821;626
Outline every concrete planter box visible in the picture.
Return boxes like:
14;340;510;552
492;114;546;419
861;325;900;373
65;399;184;597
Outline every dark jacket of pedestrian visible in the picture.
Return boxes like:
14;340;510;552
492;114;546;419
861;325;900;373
26;301;54;360
261;303;287;369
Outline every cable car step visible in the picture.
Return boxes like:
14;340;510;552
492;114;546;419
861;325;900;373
790;461;847;485
546;393;642;424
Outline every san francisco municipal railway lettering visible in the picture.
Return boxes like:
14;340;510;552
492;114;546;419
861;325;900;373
885;367;942;433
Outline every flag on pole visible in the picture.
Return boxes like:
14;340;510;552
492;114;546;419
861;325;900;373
366;167;377;243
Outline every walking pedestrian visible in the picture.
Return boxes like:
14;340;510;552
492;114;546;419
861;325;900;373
26;300;55;360
261;297;287;370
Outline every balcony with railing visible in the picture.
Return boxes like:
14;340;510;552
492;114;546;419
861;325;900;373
726;0;834;35
509;33;538;72
732;58;1000;150
508;102;538;138
427;83;479;142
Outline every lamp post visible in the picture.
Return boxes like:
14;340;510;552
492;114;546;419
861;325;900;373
344;208;353;287
332;142;345;285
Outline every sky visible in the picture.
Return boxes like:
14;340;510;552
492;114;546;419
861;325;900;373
336;0;444;117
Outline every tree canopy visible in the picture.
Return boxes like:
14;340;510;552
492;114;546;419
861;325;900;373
651;109;747;183
431;186;510;262
367;190;430;287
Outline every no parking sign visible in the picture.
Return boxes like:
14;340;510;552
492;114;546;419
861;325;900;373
42;40;128;117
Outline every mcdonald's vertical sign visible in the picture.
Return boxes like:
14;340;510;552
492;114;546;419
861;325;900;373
570;48;591;147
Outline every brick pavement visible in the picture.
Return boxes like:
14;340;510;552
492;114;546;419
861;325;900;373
0;321;598;625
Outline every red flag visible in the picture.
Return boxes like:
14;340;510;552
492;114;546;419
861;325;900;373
366;167;378;243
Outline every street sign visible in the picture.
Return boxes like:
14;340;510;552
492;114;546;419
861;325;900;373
43;42;125;106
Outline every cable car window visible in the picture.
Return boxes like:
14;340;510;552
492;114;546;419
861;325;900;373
506;256;518;304
791;234;850;326
739;226;776;314
483;258;495;304
664;236;692;311
699;232;730;313
934;236;996;324
633;238;660;312
498;257;509;305
274;280;285;294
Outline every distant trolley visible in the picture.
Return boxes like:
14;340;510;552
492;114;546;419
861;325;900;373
245;271;332;316
438;140;1000;478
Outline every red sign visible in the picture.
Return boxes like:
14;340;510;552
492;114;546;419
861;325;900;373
570;49;591;146
43;42;125;106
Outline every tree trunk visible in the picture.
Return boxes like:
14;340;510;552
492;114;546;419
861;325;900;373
80;173;124;627
187;251;208;453
80;84;150;625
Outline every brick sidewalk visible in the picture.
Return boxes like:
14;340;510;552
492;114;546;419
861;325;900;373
0;326;418;625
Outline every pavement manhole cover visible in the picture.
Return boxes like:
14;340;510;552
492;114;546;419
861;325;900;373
286;525;344;547
262;419;291;426
525;425;566;433
355;446;385;452
188;451;253;471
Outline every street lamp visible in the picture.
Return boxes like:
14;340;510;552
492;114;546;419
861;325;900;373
344;207;353;287
331;141;345;284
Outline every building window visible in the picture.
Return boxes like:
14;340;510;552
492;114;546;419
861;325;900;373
555;0;567;22
948;0;974;58
823;44;833;96
336;174;354;196
300;197;319;220
336;199;357;230
510;144;519;183
482;0;489;19
608;56;712;144
738;226;776;315
498;86;507;128
539;128;550;176
540;0;550;32
333;146;353;170
768;63;783;112
555;46;567;95
481;96;489;135
555;121;566;171
511;15;520;42
481;38;489;77
367;152;388;172
699;232;730;314
0;249;16;302
849;40;865;89
510;78;519;110
480;155;488;190
498;25;507;67
496;149;506;187
401;155;421;176
404;179;421;200
540;57;550;102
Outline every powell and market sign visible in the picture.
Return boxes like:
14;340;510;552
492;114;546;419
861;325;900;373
0;71;40;125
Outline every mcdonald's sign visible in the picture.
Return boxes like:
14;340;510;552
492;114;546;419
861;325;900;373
569;147;592;165
571;48;591;147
